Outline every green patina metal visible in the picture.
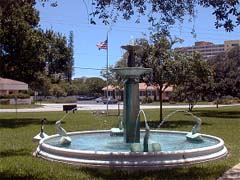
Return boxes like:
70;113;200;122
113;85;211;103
124;78;140;142
112;44;152;143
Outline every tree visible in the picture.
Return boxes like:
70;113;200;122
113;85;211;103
45;30;71;82
140;34;183;121
209;46;240;99
101;65;124;88
58;81;76;95
65;31;74;82
49;84;67;97
85;77;105;96
40;0;240;32
90;0;240;32
71;80;89;95
0;1;73;93
30;73;52;96
0;0;47;84
173;52;213;111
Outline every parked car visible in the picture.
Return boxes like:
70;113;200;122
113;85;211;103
102;97;118;104
95;97;103;103
77;96;95;101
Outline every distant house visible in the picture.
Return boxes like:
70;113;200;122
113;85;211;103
102;83;173;101
102;85;123;100
0;77;28;95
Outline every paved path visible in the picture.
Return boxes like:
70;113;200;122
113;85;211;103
0;103;239;113
218;163;240;179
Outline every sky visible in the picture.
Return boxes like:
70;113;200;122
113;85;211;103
36;0;240;79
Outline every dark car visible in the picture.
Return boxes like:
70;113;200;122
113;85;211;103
103;97;118;104
95;97;103;103
77;96;95;101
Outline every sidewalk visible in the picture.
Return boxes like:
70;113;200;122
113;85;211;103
0;103;239;113
218;163;240;179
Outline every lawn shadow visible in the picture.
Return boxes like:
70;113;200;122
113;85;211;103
0;118;56;128
0;148;30;157
194;110;240;119
0;174;35;180
79;163;229;180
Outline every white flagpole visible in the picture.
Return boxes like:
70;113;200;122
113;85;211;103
106;33;109;115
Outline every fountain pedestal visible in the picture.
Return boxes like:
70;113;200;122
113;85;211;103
112;45;152;143
124;78;140;142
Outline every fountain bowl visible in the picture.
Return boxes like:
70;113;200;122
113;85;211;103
35;130;228;170
112;67;152;78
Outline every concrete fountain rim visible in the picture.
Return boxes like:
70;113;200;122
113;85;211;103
38;129;225;155
36;130;228;170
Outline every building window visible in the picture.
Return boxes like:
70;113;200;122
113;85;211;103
140;91;145;96
165;92;171;97
146;90;155;96
147;91;151;96
108;91;113;96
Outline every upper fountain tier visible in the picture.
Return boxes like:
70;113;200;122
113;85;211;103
112;67;152;79
112;43;152;79
121;44;141;51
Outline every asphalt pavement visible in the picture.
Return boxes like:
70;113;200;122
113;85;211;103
0;102;239;112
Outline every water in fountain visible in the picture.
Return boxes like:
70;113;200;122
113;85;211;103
55;106;79;145
130;109;161;152
158;110;203;141
110;112;124;136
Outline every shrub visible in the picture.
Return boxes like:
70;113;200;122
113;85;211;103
0;99;10;104
142;97;153;104
49;84;67;97
214;97;240;104
0;93;30;99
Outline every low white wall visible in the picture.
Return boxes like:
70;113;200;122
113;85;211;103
9;98;32;105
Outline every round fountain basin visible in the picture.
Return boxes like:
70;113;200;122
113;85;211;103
35;130;228;170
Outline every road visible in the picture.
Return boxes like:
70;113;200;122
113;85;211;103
0;102;239;112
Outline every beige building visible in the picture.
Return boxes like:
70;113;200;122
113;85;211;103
224;40;240;51
0;77;28;95
175;40;240;59
102;83;173;101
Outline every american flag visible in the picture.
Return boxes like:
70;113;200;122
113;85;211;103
96;40;108;50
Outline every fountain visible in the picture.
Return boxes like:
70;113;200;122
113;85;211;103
110;112;124;136
112;44;152;143
130;109;161;152
32;118;48;142
158;110;203;141
34;42;228;170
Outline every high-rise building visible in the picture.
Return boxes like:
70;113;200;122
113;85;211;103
175;40;240;59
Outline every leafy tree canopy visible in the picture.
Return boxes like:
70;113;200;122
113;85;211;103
172;52;214;111
0;0;74;93
0;0;45;83
209;46;240;98
85;77;105;96
90;0;240;32
45;30;72;81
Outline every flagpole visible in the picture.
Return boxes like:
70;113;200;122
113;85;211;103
106;32;109;115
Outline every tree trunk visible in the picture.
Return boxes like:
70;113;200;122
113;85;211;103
159;88;163;123
189;102;194;112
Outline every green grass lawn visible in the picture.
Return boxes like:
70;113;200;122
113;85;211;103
144;101;211;106
0;106;240;179
0;104;42;109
